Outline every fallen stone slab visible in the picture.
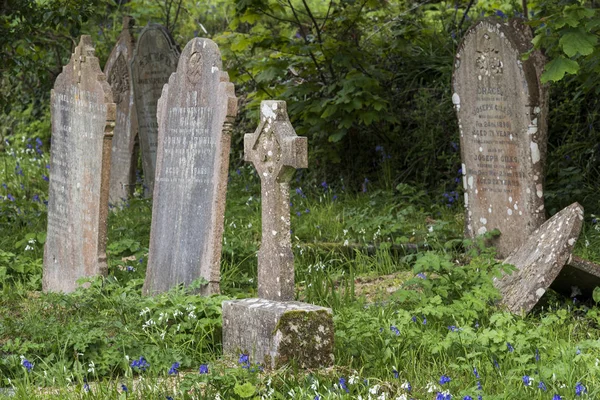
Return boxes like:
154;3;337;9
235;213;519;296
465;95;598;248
222;298;334;369
495;202;584;314
550;255;600;300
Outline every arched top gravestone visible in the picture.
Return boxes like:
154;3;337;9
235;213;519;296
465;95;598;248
452;18;548;258
130;23;180;196
43;36;115;292
143;38;237;296
104;16;137;203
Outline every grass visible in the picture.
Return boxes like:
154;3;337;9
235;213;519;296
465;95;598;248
2;134;600;399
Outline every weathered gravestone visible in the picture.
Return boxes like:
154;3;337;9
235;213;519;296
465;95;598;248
131;23;179;196
43;36;115;292
104;16;138;203
452;18;548;258
143;38;237;295
222;101;334;369
495;202;584;314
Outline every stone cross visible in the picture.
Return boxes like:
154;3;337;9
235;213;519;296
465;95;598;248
244;100;307;301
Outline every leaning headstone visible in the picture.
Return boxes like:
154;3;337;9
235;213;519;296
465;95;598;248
222;101;334;369
452;18;548;258
142;38;237;295
43;36;115;292
104;16;138;203
131;23;179;196
495;202;584;314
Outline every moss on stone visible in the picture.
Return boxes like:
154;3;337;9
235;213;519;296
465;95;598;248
272;309;334;369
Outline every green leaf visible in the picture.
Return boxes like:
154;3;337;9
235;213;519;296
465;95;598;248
234;382;256;398
540;56;579;83
593;287;600;304
560;29;597;57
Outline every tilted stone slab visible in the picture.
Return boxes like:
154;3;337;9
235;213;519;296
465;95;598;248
453;18;548;258
131;23;179;196
143;38;237;295
222;298;334;369
495;202;584;314
43;36;115;292
104;16;138;203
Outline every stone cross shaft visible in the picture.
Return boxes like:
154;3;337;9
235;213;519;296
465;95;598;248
244;101;307;301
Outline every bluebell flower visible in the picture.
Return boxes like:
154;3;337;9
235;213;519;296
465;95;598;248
495;10;506;18
538;381;547;391
7;194;14;202
42;175;49;181
474;321;479;328
553;395;562;400
305;208;310;214
576;347;581;355
15;164;23;176
473;367;480;379
423;315;427;325
1;183;6;189
21;357;33;372
412;316;417;323
493;359;500;369
121;384;128;392
295;187;305;198
392;368;399;378
321;181;328;190
522;375;532;386
476;380;482;391
390;326;400;335
332;194;338;201
339;377;349;393
83;382;90;392
296;211;301;217
130;356;149;371
168;362;179;375
236;169;241;175
448;325;461;332
439;375;451;385
463;396;473;400
166;397;173;400
199;364;209;374
575;382;586;396
239;354;250;368
126;266;135;272
507;342;514;352
417;273;426;279
314;396;320;400
36;138;42;146
535;348;540;362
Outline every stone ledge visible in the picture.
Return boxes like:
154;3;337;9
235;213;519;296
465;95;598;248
222;298;334;369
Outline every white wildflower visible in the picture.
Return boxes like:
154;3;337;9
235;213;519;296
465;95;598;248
395;395;408;400
369;384;380;394
87;361;95;374
139;307;150;316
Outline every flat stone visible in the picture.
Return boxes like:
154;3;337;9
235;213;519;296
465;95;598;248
453;18;548;258
222;298;334;369
104;16;138;203
550;256;600;300
495;202;584;313
143;38;237;295
131;23;179;196
43;36;115;292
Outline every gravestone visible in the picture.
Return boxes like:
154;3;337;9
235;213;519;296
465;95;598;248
143;38;237;295
43;36;115;292
495;202;584;314
222;101;334;369
104;16;138;203
131;23;179;196
452;18;548;258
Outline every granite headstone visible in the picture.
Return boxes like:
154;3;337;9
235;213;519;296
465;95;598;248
143;38;237;295
131;23;179;196
104;16;138;203
453;18;548;258
222;101;334;369
495;202;584;314
43;36;115;292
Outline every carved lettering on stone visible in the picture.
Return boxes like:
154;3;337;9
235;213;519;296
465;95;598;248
43;35;115;292
452;18;548;257
105;16;137;203
131;23;179;196
143;38;237;295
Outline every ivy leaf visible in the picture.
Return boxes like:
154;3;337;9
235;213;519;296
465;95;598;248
540;56;579;83
593;287;600;304
560;29;597;57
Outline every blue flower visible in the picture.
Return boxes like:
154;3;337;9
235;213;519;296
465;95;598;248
417;273;426;279
339;377;349;393
538;381;547;391
522;375;532;386
422;315;427;325
476;380;482;391
296;211;302;217
238;354;250;368
314;396;320;400
575;382;587;396
130;356;149;371
493;359;500;369
463;396;473;400
375;145;384;152
473;367;480;379
507;342;514;352
535;348;540;362
32;194;40;202
168;362;179;375
126;266;135;272
199;364;209;374
412;316;417;323
321;181;328;190
7;194;14;201
576;347;581;355
553;395;562;400
83;382;90;392
390;326;400;335
121;384;128;392
332;194;338;201
42;175;49;181
439;375;451;385
495;10;506;18
21;357;33;372
295;187;306;198
392;368;399;378
448;325;461;332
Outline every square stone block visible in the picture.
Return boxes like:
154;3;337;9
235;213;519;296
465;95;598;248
222;298;334;369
